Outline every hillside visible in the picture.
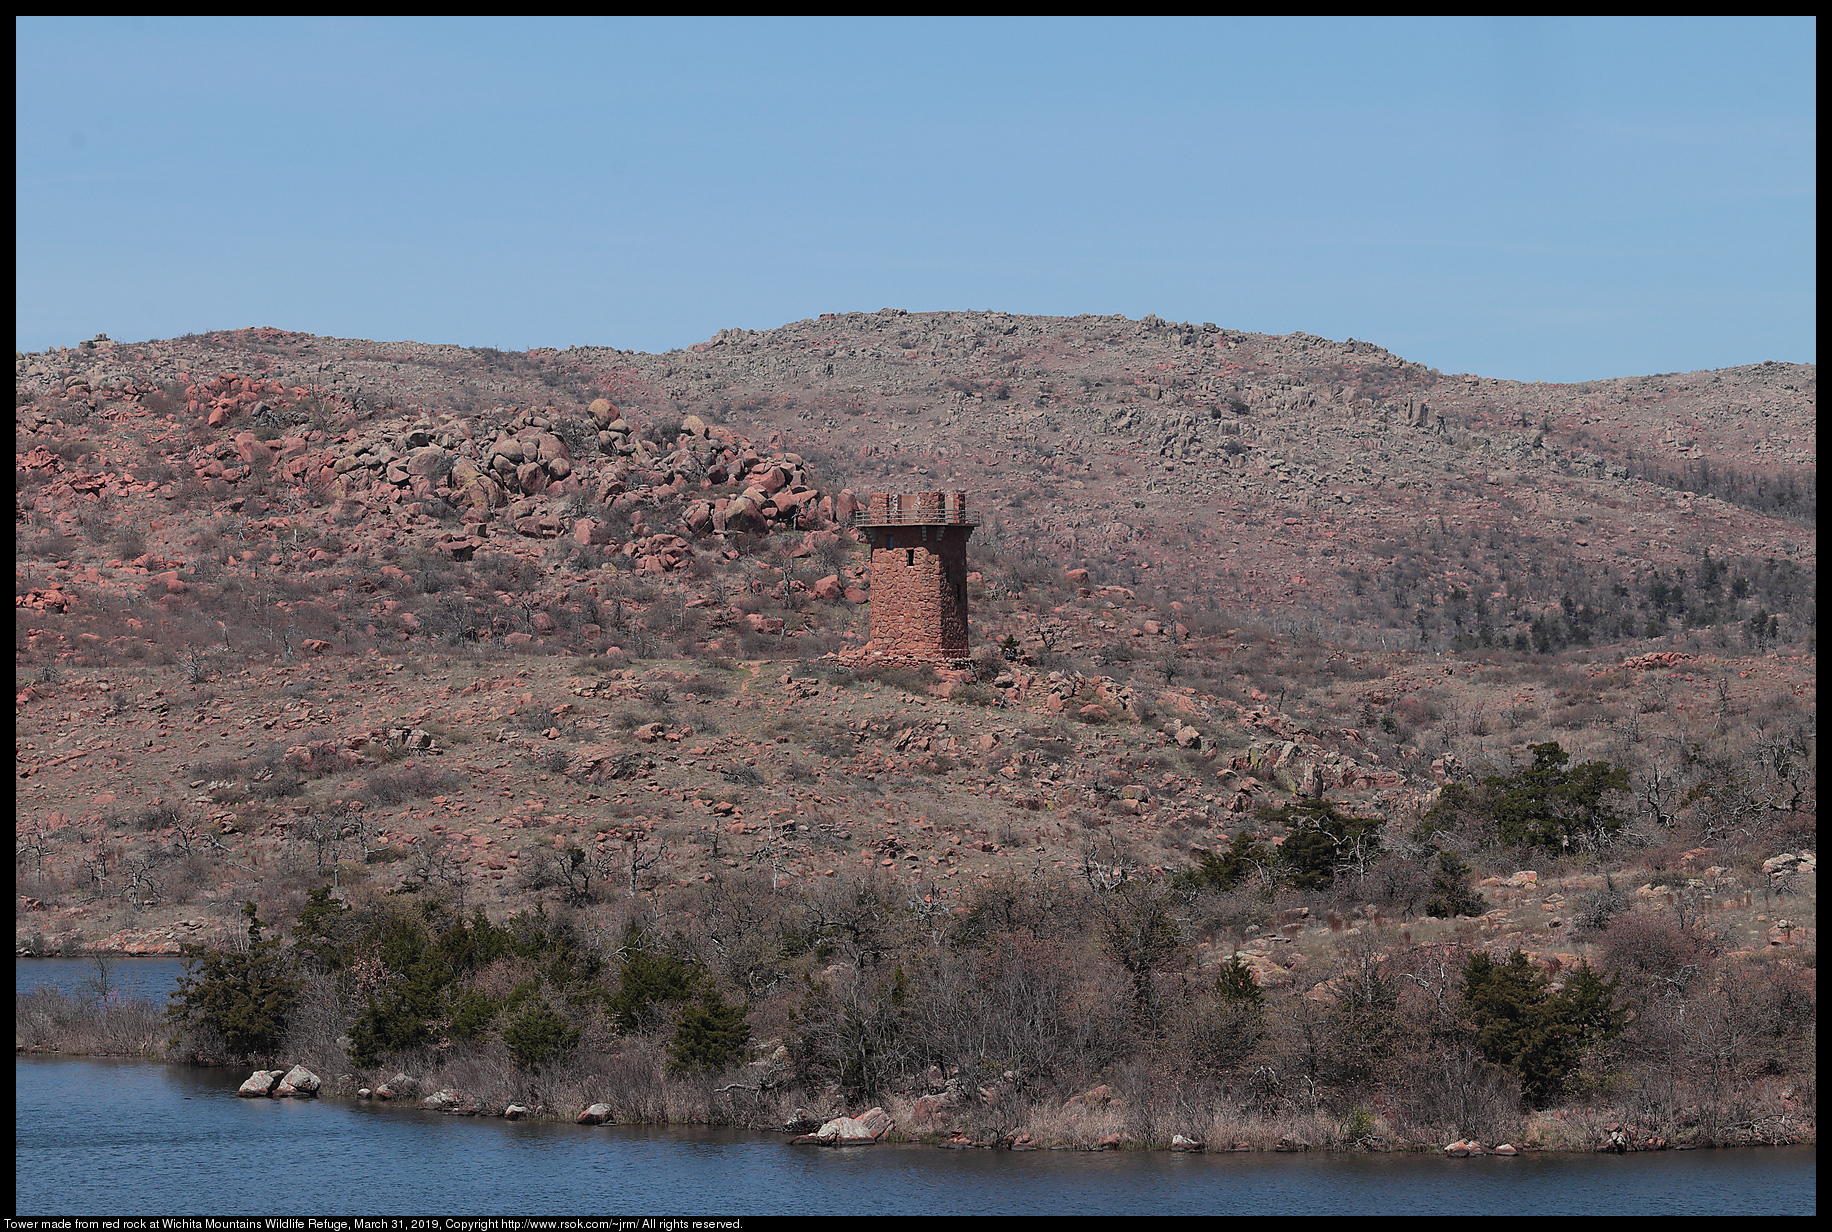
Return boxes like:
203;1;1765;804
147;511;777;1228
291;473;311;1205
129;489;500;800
15;312;1815;1150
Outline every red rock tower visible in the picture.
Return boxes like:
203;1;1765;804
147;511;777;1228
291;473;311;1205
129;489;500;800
855;491;978;661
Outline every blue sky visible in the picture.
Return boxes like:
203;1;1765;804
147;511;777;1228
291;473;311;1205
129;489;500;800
15;17;1816;381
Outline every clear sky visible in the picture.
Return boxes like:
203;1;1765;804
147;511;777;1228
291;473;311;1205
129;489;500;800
15;17;1816;382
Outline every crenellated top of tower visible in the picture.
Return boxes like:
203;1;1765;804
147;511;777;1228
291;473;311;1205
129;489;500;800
851;491;980;527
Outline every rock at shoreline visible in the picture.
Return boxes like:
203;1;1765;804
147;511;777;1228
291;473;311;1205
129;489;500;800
504;1104;530;1120
274;1065;321;1097
376;1073;421;1100
806;1107;893;1145
421;1089;462;1110
237;1070;282;1098
577;1104;612;1125
1170;1134;1204;1152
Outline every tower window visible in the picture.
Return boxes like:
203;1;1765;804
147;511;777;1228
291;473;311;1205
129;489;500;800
906;549;915;566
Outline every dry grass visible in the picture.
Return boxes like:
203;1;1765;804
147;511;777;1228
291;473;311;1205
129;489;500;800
15;988;169;1058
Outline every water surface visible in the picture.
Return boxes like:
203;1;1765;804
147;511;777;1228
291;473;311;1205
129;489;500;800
15;1056;1815;1216
17;955;188;1003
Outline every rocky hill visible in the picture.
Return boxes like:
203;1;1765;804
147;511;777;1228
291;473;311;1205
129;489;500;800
14;312;1814;964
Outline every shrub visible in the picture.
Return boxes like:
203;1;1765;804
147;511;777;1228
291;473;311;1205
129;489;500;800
1171;987;1264;1081
1174;831;1275;895
950;682;999;707
136;803;185;831
361;764;459;806
852;662;937;694
502;1002;582;1072
1422;850;1487;919
1462;950;1627;1108
1571;877;1629;935
1598;912;1711;993
666;990;752;1074
1485;743;1628;853
166;903;300;1062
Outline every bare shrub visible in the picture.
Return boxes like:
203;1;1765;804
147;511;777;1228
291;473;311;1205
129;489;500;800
14;986;168;1057
1389;1042;1523;1145
361;765;460;807
1598;912;1712;997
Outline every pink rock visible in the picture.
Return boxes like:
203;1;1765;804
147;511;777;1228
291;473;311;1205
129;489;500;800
573;518;614;546
237;1070;282;1098
816;1107;893;1144
909;1094;952;1128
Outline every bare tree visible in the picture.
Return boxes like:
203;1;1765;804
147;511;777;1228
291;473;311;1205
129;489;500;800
82;952;118;1005
1634;757;1684;831
296;814;344;880
627;835;666;898
407;836;471;904
117;855;162;910
1079;838;1137;894
18;822;54;888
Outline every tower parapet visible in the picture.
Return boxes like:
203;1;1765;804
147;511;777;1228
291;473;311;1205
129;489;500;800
853;491;979;528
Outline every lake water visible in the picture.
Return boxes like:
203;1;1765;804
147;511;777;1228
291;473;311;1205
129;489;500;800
14;962;1817;1216
17;955;188;1003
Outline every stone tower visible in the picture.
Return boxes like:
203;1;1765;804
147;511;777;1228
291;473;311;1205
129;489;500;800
854;491;978;661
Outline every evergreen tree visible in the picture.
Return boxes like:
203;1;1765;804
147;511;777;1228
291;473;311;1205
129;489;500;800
1174;831;1275;894
502;1001;581;1073
1423;850;1487;919
167;902;300;1062
346;909;454;1066
1261;799;1382;891
1484;743;1628;853
1215;953;1265;1006
610;924;702;1034
292;883;353;973
1462;950;1627;1107
667;989;752;1074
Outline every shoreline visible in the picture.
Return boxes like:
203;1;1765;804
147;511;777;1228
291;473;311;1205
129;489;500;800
15;1045;1815;1157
